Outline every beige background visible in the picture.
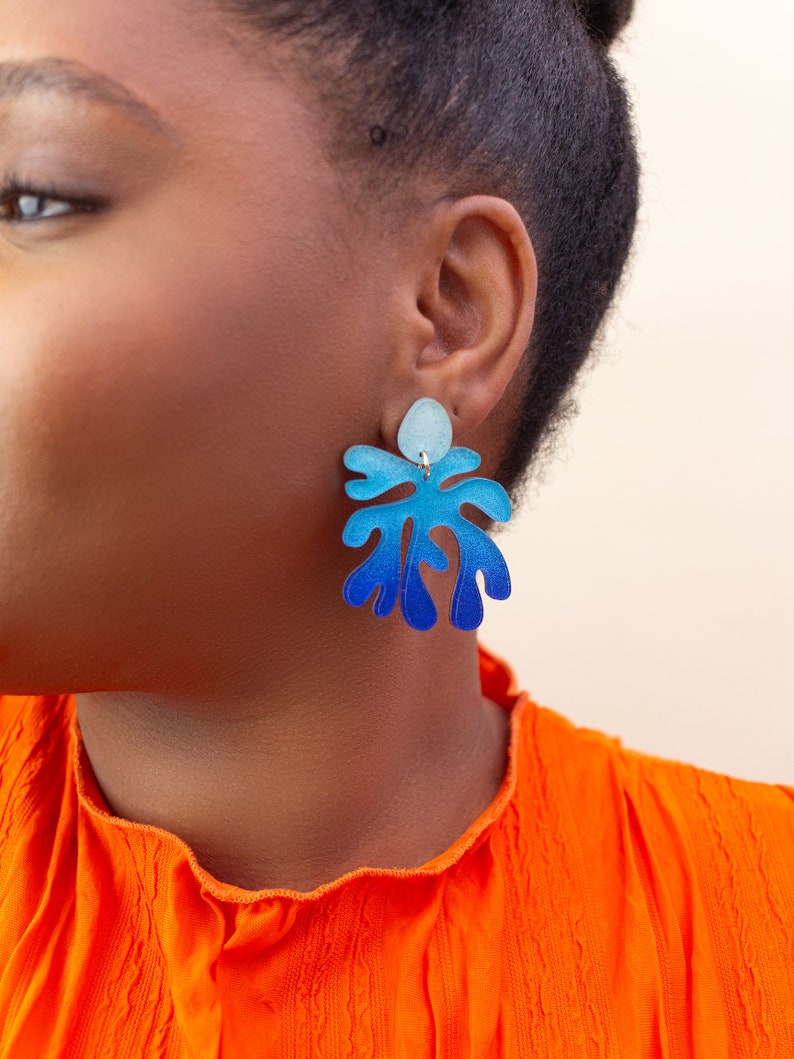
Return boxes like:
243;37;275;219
480;0;794;783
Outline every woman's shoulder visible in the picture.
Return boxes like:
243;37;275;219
481;644;794;875
489;686;794;1051
513;691;794;1025
525;695;794;855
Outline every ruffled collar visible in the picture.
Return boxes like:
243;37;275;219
69;644;531;904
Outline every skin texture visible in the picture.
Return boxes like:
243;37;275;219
0;0;537;891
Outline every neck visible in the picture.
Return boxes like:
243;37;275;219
74;575;510;893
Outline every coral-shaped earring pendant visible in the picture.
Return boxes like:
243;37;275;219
341;398;513;631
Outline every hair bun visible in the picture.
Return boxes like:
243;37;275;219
574;0;635;47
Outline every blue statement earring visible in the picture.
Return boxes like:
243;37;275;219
342;398;513;632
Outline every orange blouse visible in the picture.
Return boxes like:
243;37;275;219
1;645;793;1058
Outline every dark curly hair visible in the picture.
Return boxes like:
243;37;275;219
214;0;640;502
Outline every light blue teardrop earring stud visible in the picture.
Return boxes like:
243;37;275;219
341;398;513;631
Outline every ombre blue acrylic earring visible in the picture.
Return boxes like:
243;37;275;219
342;398;512;632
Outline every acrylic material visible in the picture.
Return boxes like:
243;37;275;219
342;399;512;631
396;396;453;464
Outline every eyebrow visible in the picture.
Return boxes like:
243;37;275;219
0;57;181;143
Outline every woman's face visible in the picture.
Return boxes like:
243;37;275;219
0;0;405;692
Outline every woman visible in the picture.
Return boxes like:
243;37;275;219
0;0;791;1055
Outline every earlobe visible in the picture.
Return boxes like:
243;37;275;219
387;195;537;445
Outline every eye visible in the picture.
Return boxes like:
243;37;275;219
0;173;100;223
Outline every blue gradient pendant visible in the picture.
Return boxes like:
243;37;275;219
342;399;513;631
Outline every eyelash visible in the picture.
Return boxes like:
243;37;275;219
0;169;103;223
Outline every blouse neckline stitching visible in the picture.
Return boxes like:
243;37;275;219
69;674;531;905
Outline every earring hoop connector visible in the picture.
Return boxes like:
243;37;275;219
418;450;431;480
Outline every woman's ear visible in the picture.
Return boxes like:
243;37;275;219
381;194;537;447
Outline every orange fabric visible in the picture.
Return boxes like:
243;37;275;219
1;645;793;1058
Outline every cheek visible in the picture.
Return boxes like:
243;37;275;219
0;196;374;645
2;206;361;522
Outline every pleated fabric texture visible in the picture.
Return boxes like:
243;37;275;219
1;645;793;1058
